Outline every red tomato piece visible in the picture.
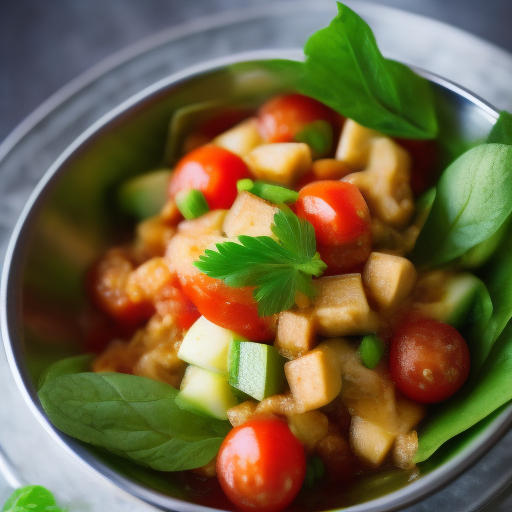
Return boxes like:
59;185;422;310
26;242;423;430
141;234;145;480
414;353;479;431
258;93;336;143
179;272;274;341
86;249;154;328
168;145;251;210
390;318;470;404
296;180;372;273
217;417;306;512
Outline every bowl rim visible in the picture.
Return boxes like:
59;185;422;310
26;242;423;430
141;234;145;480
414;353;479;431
1;49;510;512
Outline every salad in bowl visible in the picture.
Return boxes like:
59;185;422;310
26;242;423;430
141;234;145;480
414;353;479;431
3;3;512;512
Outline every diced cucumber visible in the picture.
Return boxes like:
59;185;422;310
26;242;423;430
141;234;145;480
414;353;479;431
178;316;247;374
117;169;171;220
175;365;238;420
359;334;385;369
414;273;486;329
228;340;286;401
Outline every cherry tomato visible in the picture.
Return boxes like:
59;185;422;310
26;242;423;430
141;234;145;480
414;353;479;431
390;318;470;404
217;417;306;512
168;145;251;210
179;273;274;341
86;249;153;328
296;181;372;273
258;93;336;143
395;139;439;196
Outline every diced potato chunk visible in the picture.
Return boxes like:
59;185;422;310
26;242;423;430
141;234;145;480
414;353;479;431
223;191;278;238
213;117;263;157
285;345;342;411
350;416;395;467
245;143;312;186
335;120;381;169
227;400;258;427
344;137;414;229
287;411;329;451
177;210;227;236
393;431;419;469
363;252;417;311
394;396;426;434
313;274;381;337
275;308;316;359
310;158;355;180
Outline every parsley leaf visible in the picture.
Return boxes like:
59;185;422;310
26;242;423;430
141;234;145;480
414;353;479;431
194;208;327;316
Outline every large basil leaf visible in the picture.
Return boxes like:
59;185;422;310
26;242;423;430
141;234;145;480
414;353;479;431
411;144;512;267
488;111;512;145
269;3;437;139
415;323;512;462
39;372;231;471
2;485;64;512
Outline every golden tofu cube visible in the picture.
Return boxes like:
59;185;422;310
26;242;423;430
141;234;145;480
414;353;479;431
223;191;278;238
335;120;382;169
285;345;342;411
275;308;316;359
287;411;329;451
245;143;312;186
177;209;228;236
350;416;396;467
394;397;426;434
313;274;381;337
213;117;263;157
227;400;258;427
363;252;417;311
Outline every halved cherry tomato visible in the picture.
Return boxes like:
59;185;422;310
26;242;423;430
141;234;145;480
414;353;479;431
179;272;274;341
86;248;154;328
296;181;372;273
168;145;251;210
258;93;336;143
217;417;306;512
390;318;470;404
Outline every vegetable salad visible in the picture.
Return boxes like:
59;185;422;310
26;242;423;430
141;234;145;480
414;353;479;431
37;3;512;512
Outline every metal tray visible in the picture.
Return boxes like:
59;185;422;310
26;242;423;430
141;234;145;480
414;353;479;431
1;2;512;510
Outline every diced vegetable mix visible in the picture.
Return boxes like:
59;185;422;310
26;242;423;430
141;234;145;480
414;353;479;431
36;3;512;512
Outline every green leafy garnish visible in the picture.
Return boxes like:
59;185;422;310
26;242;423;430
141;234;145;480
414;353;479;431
269;3;437;139
487;110;512;145
194;208;327;316
2;485;65;512
237;179;299;204
39;372;231;472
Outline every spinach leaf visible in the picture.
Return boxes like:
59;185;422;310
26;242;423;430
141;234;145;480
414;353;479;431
38;355;93;389
487;111;512;145
271;3;437;139
415;322;512;462
2;485;65;512
411;144;512;267
39;373;231;472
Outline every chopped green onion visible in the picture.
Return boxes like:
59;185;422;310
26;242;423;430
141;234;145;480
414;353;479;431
236;179;299;204
303;456;325;489
295;120;333;157
176;189;209;219
359;334;386;369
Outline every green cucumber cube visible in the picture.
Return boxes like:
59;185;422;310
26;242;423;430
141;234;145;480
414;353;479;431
175;365;238;420
228;340;286;401
178;316;247;374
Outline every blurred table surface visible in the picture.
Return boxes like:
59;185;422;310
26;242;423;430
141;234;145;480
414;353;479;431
1;1;512;511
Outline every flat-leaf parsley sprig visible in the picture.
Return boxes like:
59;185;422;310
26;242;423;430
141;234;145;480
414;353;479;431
194;208;327;317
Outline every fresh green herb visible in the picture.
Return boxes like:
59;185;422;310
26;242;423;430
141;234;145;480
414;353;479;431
38;372;231;471
38;354;93;389
294;120;333;157
359;334;385;369
2;485;65;512
237;179;299;204
411;144;512;267
194;208;327;316
117;169;171;220
487;111;512;145
175;189;210;219
269;3;437;139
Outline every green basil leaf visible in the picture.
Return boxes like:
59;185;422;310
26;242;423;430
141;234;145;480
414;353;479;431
487;111;512;145
415;322;512;462
2;485;65;512
411;144;512;267
274;3;437;139
38;355;94;389
39;372;231;471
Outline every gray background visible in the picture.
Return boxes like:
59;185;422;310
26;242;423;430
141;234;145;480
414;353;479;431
1;0;512;144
